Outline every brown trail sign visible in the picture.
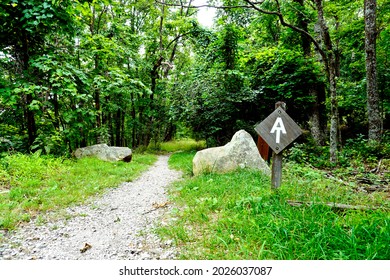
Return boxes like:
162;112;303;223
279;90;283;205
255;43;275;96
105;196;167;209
254;102;302;189
254;107;302;154
257;136;270;162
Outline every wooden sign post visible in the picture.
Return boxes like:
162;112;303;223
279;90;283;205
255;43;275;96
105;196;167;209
254;102;302;189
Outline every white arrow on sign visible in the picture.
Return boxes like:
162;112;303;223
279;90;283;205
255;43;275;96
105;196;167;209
270;117;287;144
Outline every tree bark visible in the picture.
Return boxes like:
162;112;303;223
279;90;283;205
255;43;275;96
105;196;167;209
94;55;102;144
364;0;382;142
115;108;122;146
328;55;339;164
294;0;326;146
130;90;137;147
309;84;327;146
314;0;339;164
21;31;37;147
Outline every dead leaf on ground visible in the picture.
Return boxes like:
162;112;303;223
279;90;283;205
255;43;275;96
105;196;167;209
152;201;170;209
80;243;92;253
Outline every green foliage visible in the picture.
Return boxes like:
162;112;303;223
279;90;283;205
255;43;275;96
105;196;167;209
170;24;258;146
286;142;331;168
0;0;78;153
0;126;28;152
244;46;324;124
342;134;390;163
0;0;74;44
0;0;389;166
287;134;390;168
161;151;390;260
1;0;198;153
0;152;157;230
172;19;325;147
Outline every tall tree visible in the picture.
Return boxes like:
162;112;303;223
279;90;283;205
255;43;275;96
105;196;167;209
313;0;339;163
293;0;326;146
0;0;74;148
141;0;196;146
364;0;382;142
240;0;340;163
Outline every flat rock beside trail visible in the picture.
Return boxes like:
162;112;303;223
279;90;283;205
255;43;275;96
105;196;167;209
74;144;133;162
193;130;271;176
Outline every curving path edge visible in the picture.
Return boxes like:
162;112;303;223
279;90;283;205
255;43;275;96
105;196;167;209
0;154;182;260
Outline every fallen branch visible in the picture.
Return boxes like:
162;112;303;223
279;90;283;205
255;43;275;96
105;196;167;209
370;158;382;173
287;200;386;211
355;184;389;193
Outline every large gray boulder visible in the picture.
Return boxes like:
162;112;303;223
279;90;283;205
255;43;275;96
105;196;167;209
74;144;132;162
193;130;270;176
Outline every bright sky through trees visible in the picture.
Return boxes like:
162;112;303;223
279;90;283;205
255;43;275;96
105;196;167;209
194;0;215;27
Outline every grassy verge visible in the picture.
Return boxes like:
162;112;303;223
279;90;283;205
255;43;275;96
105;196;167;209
161;151;390;260
168;150;197;177
149;139;206;153
0;152;157;230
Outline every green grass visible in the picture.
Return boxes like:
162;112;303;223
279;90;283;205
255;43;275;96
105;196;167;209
159;151;390;260
168;150;197;176
0;152;157;230
159;139;206;153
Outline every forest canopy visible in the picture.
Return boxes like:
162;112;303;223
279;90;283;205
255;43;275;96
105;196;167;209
0;0;389;164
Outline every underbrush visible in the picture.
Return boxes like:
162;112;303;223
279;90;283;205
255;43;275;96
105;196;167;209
0;152;156;230
160;151;390;260
287;134;390;169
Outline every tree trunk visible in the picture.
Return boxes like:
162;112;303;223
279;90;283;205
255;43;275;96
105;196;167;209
21;32;37;147
309;84;327;146
25;94;37;147
116;109;121;146
94;56;102;144
314;0;339;164
121;109;125;147
53;93;60;130
328;54;339;164
94;88;102;143
130;90;136;147
294;0;326;146
364;0;382;142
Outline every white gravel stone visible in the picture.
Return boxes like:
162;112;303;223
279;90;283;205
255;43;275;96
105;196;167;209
0;155;181;260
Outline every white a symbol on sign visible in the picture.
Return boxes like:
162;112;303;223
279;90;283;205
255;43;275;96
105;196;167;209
270;117;287;144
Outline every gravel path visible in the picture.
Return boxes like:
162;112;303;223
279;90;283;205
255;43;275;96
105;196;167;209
0;155;182;260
